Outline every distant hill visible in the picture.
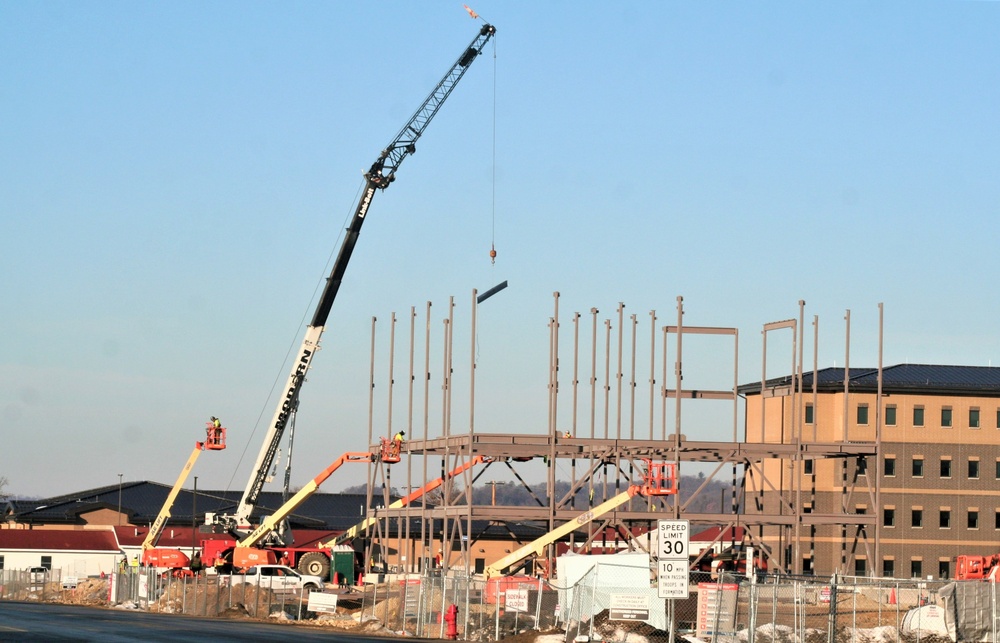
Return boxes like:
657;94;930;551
343;473;735;513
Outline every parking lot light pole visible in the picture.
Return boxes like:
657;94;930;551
117;473;123;525
192;476;198;557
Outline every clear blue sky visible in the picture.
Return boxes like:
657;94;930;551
3;2;998;499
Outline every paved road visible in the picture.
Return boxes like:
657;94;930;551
0;601;413;641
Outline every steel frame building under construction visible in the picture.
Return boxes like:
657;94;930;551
353;292;880;578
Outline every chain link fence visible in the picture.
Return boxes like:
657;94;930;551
372;568;992;642
356;572;561;640
0;567;64;601
111;567;317;619
6;564;1000;642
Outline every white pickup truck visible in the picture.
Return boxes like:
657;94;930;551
222;564;324;594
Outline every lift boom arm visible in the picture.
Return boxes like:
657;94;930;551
237;452;373;548
143;442;207;551
232;23;496;528
483;486;642;580
323;455;489;548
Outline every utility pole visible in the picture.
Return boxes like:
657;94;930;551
485;481;502;506
117;473;123;526
192;476;198;558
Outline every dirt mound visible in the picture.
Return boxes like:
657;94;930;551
61;578;109;606
152;580;280;617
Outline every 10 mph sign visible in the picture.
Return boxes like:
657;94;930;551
657;519;690;599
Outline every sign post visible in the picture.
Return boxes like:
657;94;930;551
657;519;690;599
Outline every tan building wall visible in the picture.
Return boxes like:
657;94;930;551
746;381;1000;579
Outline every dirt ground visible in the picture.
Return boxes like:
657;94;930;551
2;578;109;606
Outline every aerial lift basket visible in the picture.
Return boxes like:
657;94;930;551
379;437;402;463
640;460;678;496
204;422;227;451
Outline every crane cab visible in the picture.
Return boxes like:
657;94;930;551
379;437;402;463
639;460;678;496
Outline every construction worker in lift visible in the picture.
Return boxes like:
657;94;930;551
208;416;223;445
392;430;406;458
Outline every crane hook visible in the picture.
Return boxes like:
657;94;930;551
489;244;497;265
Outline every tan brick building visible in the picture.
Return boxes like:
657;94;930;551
742;364;1000;579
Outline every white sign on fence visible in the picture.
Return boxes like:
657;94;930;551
609;593;650;621
307;591;339;614
505;588;529;613
657;519;690;599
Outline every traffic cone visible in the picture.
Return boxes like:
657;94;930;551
888;588;896;605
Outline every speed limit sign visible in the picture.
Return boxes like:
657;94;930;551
657;519;689;599
657;519;689;559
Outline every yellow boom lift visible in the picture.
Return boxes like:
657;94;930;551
140;421;227;570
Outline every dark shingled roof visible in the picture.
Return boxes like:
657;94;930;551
12;483;572;543
740;364;1000;397
13;482;373;531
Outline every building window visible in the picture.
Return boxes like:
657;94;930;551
805;404;814;424
883;508;895;527
804;459;814;475
912;457;924;478
0;555;4;570
802;557;814;575
856;505;867;515
969;459;980;479
857;458;868;475
996;510;1000;530
884;405;897;426
940;458;952;478
884;457;896;477
939;560;950;579
996;460;1000;480
940;510;951;529
969;510;980;529
857;404;869;425
40;556;52;571
474;558;485;574
997;408;1000;429
914;406;925;427
911;560;922;578
912;509;923;528
970;408;981;429
882;558;895;578
942;407;953;428
855;558;867;576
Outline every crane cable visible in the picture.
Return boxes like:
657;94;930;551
489;31;498;265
